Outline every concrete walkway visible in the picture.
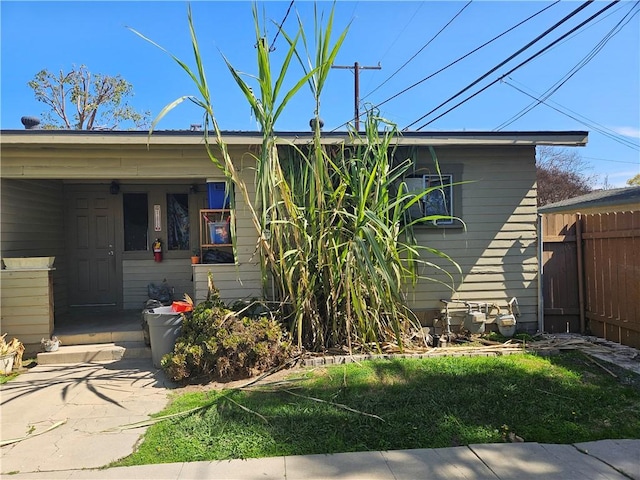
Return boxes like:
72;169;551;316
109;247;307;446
1;360;639;480
1;360;172;473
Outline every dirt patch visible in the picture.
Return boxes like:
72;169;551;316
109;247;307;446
174;361;311;393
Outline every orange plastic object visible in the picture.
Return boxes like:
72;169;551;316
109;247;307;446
172;301;193;313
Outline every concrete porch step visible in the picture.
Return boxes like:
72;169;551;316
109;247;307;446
56;329;144;346
37;342;151;365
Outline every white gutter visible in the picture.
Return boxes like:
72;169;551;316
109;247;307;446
0;131;589;147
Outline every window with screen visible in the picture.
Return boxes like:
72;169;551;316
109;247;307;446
167;193;189;250
123;193;149;251
404;174;455;226
423;174;453;224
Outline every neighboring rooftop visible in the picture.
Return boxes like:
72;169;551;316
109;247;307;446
539;186;640;213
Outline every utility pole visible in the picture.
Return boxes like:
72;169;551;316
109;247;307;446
331;62;381;131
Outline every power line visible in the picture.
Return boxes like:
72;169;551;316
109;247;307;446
503;80;640;151
373;1;561;111
583;156;640;165
495;2;640;131
269;0;295;52
411;1;620;131
330;0;560;132
504;78;640;150
517;2;631;64
372;2;425;76
403;0;594;131
504;80;640;150
362;0;472;101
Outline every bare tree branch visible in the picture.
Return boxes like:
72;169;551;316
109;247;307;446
28;65;149;130
536;146;597;207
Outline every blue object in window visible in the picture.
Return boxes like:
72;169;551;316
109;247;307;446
207;182;230;209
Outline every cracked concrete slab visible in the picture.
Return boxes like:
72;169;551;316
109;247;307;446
469;442;630;479
284;451;395;480
1;359;171;474
575;439;640;480
381;447;497;479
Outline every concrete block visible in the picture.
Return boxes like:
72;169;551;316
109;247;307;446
180;457;285;479
285;451;394;480
469;442;628;479
382;447;497;480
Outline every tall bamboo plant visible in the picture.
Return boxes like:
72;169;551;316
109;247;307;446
131;3;461;352
276;109;462;351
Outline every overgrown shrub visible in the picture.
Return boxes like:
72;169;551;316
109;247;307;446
161;300;292;382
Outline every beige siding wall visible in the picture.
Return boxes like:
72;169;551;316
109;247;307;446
117;170;261;309
1;143;244;180
116;180;207;309
1;144;264;311
123;259;195;309
193;263;263;304
407;146;539;332
0;270;54;345
0;178;68;314
1;141;539;332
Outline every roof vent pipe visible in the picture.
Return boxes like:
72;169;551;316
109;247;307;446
21;116;41;130
309;118;324;131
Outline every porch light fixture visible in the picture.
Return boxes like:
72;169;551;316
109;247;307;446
109;181;120;195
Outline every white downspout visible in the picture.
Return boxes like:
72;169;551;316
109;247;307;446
537;213;544;334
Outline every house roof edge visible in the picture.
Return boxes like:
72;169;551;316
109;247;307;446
1;129;589;147
538;186;640;213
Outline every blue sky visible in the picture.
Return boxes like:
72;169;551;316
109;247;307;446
1;1;639;187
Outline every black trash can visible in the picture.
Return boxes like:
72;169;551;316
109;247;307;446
145;306;183;368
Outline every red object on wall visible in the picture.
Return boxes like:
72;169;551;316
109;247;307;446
153;238;163;262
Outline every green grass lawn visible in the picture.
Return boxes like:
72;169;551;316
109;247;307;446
114;352;640;466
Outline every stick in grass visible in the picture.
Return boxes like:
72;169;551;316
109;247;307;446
585;355;618;378
283;389;385;422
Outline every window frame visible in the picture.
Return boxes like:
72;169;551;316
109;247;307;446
120;184;206;260
404;163;464;229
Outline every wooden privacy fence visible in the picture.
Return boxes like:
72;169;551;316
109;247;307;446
542;211;639;349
